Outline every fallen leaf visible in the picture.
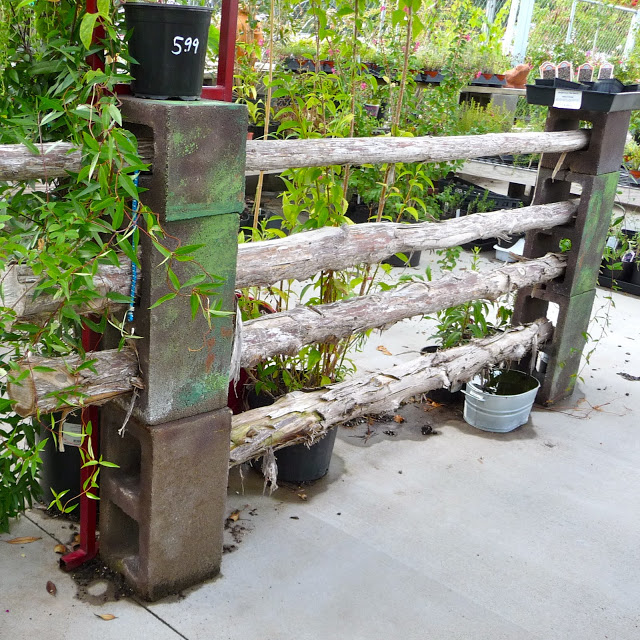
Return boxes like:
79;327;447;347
95;614;117;621
6;536;41;544
73;534;81;545
46;581;57;596
393;415;405;423
376;345;392;356
297;492;307;501
53;544;68;554
228;510;240;522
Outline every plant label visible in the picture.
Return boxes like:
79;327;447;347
553;89;582;110
62;422;83;448
598;63;614;80
540;62;556;79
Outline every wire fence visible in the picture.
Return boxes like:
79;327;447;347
528;0;636;61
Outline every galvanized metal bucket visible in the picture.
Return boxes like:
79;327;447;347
462;370;540;433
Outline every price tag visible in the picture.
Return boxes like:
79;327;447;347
553;89;582;110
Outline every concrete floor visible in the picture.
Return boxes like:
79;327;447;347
2;260;640;639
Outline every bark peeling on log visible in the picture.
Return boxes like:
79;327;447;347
7;348;142;418
229;319;553;467
236;201;577;288
240;254;566;368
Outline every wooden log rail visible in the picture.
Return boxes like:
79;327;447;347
1;202;575;322
229;318;554;467
236;201;577;288
240;253;565;368
0;141;153;181
6;254;564;415
245;130;590;175
7;347;141;418
0;130;589;181
0;143;81;181
0;255;134;322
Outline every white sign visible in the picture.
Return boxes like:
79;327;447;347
553;89;582;110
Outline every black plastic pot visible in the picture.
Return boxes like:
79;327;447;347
383;250;422;267
124;3;213;100
38;413;84;507
248;390;338;483
273;428;338;483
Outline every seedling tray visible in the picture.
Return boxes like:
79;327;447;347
526;82;640;112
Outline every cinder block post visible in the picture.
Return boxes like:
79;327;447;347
99;97;247;600
513;107;631;404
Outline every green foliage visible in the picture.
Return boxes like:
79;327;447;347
0;0;225;530
429;248;512;349
454;100;513;136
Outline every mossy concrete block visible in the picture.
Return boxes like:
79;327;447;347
521;170;619;299
120;96;247;222
134;212;239;425
540;108;632;176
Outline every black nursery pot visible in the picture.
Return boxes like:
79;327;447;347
248;390;338;483
274;429;338;483
124;3;213;100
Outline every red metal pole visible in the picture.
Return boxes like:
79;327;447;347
60;1;104;571
60;328;101;570
201;0;238;102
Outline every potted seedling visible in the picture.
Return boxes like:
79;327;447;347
123;0;214;100
623;139;640;181
470;48;509;87
415;40;449;84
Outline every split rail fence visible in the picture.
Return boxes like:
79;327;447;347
0;97;630;599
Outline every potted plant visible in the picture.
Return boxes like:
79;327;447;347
123;0;214;100
623;139;640;180
469;48;509;87
239;65;363;484
415;40;449;83
278;37;316;72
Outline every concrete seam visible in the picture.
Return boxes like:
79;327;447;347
131;599;190;639
24;511;66;545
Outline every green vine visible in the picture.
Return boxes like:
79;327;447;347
0;0;226;527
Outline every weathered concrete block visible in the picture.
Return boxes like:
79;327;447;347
540;108;631;176
120;96;247;222
100;405;232;601
521;170;619;299
106;99;244;424
132;211;239;424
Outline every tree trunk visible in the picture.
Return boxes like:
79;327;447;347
230;318;553;466
1;254;134;322
245;130;589;175
235;201;576;288
240;254;565;368
7;348;142;418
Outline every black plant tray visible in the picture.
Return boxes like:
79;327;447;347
526;82;640;112
419;70;444;84
597;274;640;297
470;74;507;88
